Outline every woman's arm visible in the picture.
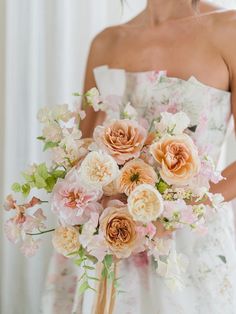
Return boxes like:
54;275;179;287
79;36;105;138
210;11;236;202
80;28;114;137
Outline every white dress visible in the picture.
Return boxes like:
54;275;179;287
41;65;236;314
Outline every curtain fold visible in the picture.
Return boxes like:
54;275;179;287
0;1;235;314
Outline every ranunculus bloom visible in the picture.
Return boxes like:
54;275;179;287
150;134;200;185
93;119;147;165
79;151;119;188
118;158;158;196
128;184;164;223
52;226;80;257
99;205;138;258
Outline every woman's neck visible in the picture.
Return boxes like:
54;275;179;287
145;0;195;25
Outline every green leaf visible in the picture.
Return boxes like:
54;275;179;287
67;249;81;257
78;281;90;295
218;255;227;264
45;176;56;192
11;183;21;192
22;172;34;182
156;180;170;194
21;183;31;197
37;163;50;179
37;136;46;141
34;173;47;189
43;141;58;151
51;169;66;179
74;258;84;267
86;254;98;264
73;92;82;97
78;246;85;258
87;276;99;281
83;265;94;271
104;254;113;268
101;266;108;278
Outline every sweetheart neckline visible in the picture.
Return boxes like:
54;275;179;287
94;65;231;96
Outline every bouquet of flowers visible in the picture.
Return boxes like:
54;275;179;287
4;87;225;297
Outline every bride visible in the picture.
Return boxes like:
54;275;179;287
42;1;236;313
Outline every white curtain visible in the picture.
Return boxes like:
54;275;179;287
0;1;235;314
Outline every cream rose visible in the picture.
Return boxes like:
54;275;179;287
100;205;138;258
93;119;147;165
128;184;164;223
52;226;80;257
118;158;158;196
150;134;200;185
79;151;119;189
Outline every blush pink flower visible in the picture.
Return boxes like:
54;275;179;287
4;219;22;244
20;236;41;257
51;169;102;225
93;119;147;165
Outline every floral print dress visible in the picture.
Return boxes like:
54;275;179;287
41;65;236;314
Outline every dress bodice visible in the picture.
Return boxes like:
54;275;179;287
93;65;232;163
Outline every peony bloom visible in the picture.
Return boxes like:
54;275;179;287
93;119;147;165
79;151;119;189
51;168;102;225
150;134;200;186
99;205;138;258
128;184;164;223
52;226;80;257
118;158;158;196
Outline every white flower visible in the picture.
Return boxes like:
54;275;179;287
85;88;103;111
123;102;138;119
37;107;51;123
128;184;164;223
50;104;73;122
60;127;82;151
79;212;99;248
37;104;73;124
79;151;119;189
42;122;62;142
155;112;190;135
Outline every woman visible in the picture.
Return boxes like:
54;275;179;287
42;1;236;313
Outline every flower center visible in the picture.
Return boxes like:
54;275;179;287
65;191;81;208
165;143;190;171
130;172;140;183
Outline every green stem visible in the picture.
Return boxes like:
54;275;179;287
26;228;55;236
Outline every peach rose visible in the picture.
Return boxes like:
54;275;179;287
52;226;80;257
128;184;164;223
93;119;147;165
100;205;138;258
150;134;200;185
118;158;158;195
